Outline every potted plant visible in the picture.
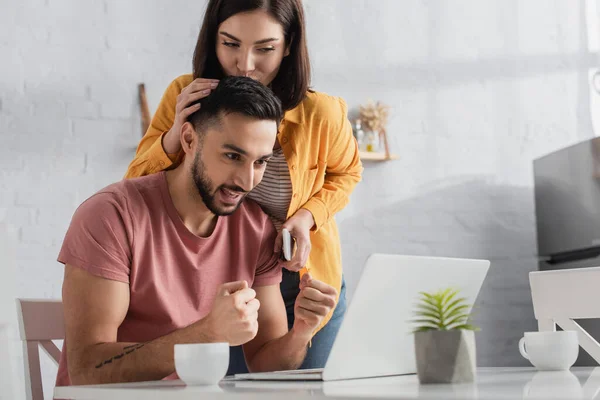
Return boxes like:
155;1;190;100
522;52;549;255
412;288;478;384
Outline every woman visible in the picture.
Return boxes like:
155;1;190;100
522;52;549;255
125;0;362;373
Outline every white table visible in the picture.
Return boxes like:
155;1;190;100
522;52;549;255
54;367;600;400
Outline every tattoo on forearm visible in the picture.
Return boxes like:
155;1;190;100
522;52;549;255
95;343;146;369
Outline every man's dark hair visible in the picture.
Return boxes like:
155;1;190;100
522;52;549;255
188;76;283;134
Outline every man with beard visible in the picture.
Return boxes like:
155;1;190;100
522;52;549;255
55;76;337;387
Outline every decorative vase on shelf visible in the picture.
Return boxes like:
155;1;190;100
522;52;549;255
353;119;366;151
365;131;380;153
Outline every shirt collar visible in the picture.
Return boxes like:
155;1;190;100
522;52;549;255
283;103;304;125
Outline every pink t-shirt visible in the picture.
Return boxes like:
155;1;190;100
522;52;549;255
55;172;282;387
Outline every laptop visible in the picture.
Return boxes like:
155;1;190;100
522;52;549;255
230;253;490;382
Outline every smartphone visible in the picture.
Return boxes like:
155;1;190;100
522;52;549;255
282;228;293;261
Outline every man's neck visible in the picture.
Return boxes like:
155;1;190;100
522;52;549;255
165;169;218;237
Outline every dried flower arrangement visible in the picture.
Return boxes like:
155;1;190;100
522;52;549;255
359;100;390;133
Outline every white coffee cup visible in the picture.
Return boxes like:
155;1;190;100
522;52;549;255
518;331;579;371
174;343;229;385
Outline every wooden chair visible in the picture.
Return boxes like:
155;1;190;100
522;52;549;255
529;266;600;363
16;299;64;400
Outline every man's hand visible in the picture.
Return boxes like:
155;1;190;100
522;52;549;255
291;274;337;338
201;281;260;346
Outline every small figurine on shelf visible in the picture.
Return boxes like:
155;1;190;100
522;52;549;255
359;99;390;153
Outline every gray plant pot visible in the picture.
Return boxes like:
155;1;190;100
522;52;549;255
414;329;476;384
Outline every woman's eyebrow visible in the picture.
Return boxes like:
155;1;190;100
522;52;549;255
219;31;280;45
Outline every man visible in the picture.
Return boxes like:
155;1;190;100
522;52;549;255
56;76;337;386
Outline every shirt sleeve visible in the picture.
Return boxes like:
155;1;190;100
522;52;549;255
124;76;187;179
252;218;283;288
57;191;133;283
301;96;363;232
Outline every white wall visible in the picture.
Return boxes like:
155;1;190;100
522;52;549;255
316;0;599;368
0;224;17;400
1;0;598;398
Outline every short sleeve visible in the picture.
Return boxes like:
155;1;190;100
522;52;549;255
252;218;283;287
57;191;133;283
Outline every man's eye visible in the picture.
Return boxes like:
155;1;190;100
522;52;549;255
225;153;241;161
255;159;269;166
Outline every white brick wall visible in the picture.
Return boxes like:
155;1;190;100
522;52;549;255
1;0;597;398
318;0;596;371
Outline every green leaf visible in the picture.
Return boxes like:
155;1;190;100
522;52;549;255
443;304;470;321
419;291;437;301
413;321;441;330
419;293;439;309
441;288;459;306
439;288;454;303
419;299;438;310
442;297;468;314
411;327;439;333
413;326;437;333
414;310;441;321
415;303;439;314
433;298;444;313
411;319;441;327
444;314;470;328
424;291;443;304
412;287;477;332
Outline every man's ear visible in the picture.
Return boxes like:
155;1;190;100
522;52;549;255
181;122;197;155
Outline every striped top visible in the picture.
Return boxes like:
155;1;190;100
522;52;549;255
247;147;292;232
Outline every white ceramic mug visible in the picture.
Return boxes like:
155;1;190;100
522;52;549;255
174;343;229;385
518;331;579;371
